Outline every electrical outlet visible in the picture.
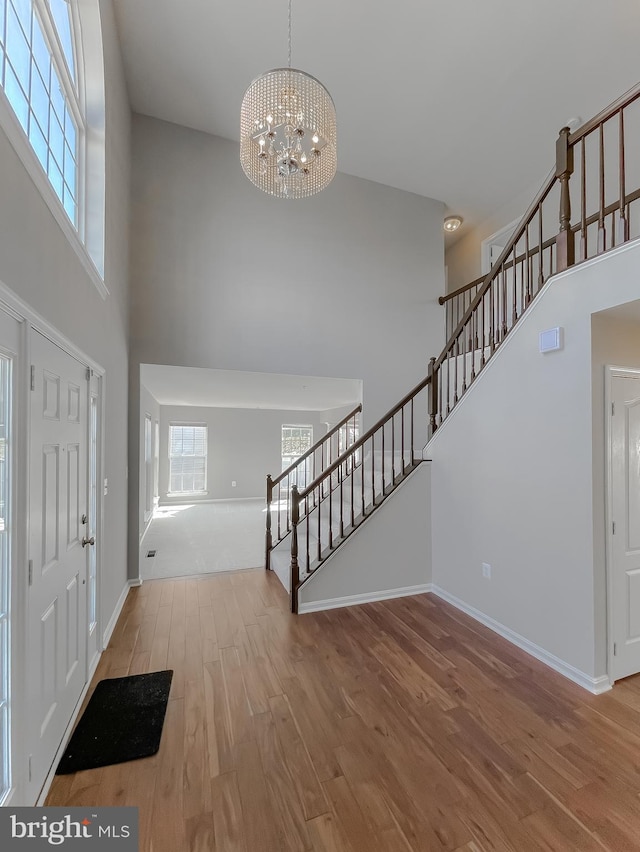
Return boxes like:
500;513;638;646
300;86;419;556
482;562;491;579
231;480;237;487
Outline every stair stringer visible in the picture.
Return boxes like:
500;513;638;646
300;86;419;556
297;461;431;612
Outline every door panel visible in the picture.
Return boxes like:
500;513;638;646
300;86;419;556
28;331;88;796
611;374;640;680
87;378;100;668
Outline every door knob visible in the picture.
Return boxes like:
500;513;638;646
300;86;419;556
82;536;95;548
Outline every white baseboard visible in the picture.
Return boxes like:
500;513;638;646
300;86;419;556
298;583;433;614
102;580;136;648
431;585;611;695
158;496;263;506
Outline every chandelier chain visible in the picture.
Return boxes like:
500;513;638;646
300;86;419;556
288;0;292;68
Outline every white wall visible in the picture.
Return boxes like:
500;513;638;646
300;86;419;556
319;403;359;430
445;177;544;293
427;239;640;687
128;114;446;577
298;463;431;610
158;405;328;502
0;0;130;634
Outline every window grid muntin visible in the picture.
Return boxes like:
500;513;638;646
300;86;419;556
0;0;81;228
46;0;74;82
169;424;208;495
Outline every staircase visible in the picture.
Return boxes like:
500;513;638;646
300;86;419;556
267;377;431;611
270;444;423;606
266;81;640;613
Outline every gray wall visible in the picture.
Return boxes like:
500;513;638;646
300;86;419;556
158;405;328;501
428;239;640;685
298;463;431;609
0;0;130;633
128;114;446;577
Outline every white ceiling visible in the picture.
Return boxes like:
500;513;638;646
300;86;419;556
112;0;639;236
140;364;362;411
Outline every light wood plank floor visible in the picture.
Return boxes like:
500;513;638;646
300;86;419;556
47;569;640;851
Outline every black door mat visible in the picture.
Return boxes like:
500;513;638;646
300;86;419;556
56;670;173;775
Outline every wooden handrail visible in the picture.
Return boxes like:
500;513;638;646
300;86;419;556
434;167;557;371
271;403;362;487
568;82;640;146
298;374;431;500
439;275;484;305
439;186;640;310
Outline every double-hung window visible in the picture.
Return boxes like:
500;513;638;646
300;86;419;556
169;424;208;495
0;0;81;226
282;424;313;489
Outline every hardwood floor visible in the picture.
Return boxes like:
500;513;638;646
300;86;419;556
47;569;640;851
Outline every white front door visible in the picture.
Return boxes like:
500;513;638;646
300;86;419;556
27;331;89;797
610;372;640;681
0;309;21;805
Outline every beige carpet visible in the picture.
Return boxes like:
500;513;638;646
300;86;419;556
141;499;266;580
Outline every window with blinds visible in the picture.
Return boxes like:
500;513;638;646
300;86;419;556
169;423;207;494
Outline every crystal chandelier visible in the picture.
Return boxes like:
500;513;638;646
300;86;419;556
240;1;337;199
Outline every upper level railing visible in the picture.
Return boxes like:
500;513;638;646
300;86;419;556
265;403;361;569
433;82;640;430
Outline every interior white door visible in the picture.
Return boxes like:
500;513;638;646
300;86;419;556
27;332;88;796
611;373;640;681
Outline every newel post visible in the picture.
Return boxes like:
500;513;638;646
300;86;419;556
265;474;273;571
556;126;575;272
290;485;300;613
428;356;438;436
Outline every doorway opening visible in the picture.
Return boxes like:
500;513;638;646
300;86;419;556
137;364;362;582
481;217;521;275
607;365;640;683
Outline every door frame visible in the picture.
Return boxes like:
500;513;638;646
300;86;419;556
0;278;105;805
605;364;640;685
480;217;521;275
